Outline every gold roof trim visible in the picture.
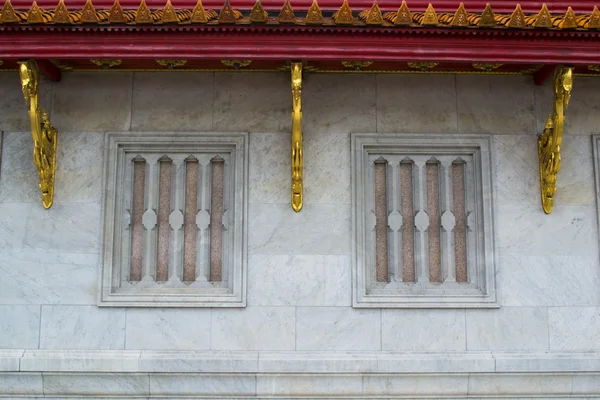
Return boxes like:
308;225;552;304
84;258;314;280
332;0;354;25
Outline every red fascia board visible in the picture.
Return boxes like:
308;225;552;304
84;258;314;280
7;0;600;13
1;27;600;64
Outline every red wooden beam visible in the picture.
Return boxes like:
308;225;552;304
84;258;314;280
534;64;555;85
37;59;62;82
1;27;600;65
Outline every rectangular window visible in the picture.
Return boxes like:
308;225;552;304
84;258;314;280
99;133;248;307
351;134;497;308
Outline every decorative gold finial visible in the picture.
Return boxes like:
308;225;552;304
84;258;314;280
290;62;303;212
250;0;268;22
278;0;296;23
508;4;525;28
366;0;383;25
81;0;99;23
160;0;179;23
135;0;153;23
589;6;600;29
27;2;44;24
333;0;354;24
219;0;237;23
0;0;19;23
422;3;438;26
191;0;209;23
395;0;411;25
306;0;323;24
451;2;468;27
561;6;577;29
18;60;58;210
534;3;552;28
53;0;70;23
538;66;573;214
478;3;495;27
108;0;126;23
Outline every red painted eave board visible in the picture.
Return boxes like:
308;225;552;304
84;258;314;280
7;0;600;13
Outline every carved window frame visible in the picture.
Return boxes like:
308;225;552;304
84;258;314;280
98;132;248;307
351;134;497;308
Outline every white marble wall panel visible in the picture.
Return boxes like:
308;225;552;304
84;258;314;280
20;350;141;372
256;374;362;397
376;353;495;372
131;72;214;131
457;75;535;134
40;306;125;349
0;203;32;250
302;74;376;136
248;204;350;255
149;373;256;396
377;74;458;133
0;72;52;132
247;255;351;306
0;372;43;396
213;72;290;133
381;309;466;351
249;132;288;203
466;307;549;351
0;252;98;305
549;307;600;350
125;309;211;350
0;132;38;203
363;374;468;396
467;373;572;396
0;350;23;371
296;307;381;351
138;351;258;372
43;373;149;396
496;353;600;372
536;76;600;135
498;255;600;307
0;305;40;348
258;352;377;373
572;373;600;395
52;72;133;132
211;307;295;350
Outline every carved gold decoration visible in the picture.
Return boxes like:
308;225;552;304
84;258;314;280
395;0;411;25
365;1;383;25
0;0;19;23
521;64;543;74
278;0;296;23
333;0;354;25
589;6;600;29
451;2;468;27
588;65;600;72
156;59;188;68
219;0;237;23
81;0;99;23
250;0;268;22
290;62;303;212
135;0;152;23
508;4;525;28
27;2;44;24
538;66;573;214
91;58;122;68
534;3;552;28
160;0;179;23
306;0;323;24
561;6;577;29
472;63;502;71
408;61;438;71
221;59;252;69
53;0;70;23
18;60;58;209
422;3;438;26
191;0;217;22
478;3;495;27
341;60;373;70
108;0;126;23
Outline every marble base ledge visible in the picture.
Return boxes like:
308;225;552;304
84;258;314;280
0;350;599;398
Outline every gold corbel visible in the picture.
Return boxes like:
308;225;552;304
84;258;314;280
18;60;58;209
538;65;573;214
290;62;303;212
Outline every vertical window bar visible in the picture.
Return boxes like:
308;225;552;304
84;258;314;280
400;161;416;283
465;157;477;284
156;156;172;282
453;160;468;283
374;158;389;283
130;155;146;282
412;158;430;283
210;156;225;282
169;156;186;283
142;155;159;283
426;161;441;283
389;159;403;282
183;157;199;282
440;157;456;283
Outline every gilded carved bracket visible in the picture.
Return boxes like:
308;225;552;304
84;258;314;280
18;60;58;209
291;61;303;212
538;65;573;214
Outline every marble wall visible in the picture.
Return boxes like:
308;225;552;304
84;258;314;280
0;71;600;395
